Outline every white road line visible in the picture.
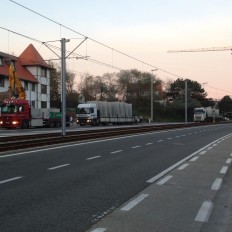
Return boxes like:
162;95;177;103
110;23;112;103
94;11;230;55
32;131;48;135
195;201;213;222
167;138;173;140
120;194;149;211
90;228;107;232
157;140;164;142
110;150;123;154
207;147;213;150
211;178;222;191
199;151;207;155
220;166;228;174
157;175;173;185
190;156;199;162
145;142;153;145
212;144;217;147
177;163;189;170
48;163;70;170
0;176;24;185
226;158;232;164
86;156;101;160
131;146;141;149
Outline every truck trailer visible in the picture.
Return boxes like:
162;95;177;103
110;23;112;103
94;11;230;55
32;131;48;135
193;106;220;122
76;101;137;126
0;98;68;129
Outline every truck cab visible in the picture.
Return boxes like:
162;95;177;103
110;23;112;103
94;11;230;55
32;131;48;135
0;99;30;128
76;103;99;126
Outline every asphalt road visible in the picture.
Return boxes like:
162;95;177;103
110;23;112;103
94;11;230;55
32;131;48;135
0;124;231;232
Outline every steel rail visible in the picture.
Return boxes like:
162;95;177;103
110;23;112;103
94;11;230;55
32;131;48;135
0;122;225;153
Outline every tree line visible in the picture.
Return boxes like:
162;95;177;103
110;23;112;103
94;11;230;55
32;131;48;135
50;63;232;121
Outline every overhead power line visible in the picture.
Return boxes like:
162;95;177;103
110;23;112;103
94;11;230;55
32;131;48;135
8;0;187;79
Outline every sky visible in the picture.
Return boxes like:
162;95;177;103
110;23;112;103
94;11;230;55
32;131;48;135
1;0;232;99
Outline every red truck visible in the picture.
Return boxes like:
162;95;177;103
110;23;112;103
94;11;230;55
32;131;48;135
0;98;67;129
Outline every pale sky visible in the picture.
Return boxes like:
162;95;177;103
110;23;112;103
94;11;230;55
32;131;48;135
1;0;232;99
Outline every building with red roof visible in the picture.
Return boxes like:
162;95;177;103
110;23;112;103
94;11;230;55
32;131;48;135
0;44;53;108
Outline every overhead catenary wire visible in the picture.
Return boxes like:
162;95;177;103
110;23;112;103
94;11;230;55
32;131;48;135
8;0;187;79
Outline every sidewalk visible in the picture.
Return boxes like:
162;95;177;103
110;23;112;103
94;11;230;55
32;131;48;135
85;133;232;232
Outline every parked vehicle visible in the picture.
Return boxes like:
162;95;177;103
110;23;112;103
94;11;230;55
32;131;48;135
193;106;220;122
76;101;139;126
0;98;69;129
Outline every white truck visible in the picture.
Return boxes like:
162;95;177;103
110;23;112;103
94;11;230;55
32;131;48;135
76;101;137;126
193;106;220;122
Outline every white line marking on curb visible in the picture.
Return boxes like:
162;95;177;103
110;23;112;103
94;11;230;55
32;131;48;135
131;146;141;149
195;201;213;222
86;156;101;160
48;164;70;170
110;150;123;154
90;228;107;232
0;176;24;185
120;193;149;211
190;156;199;162
178;163;189;170
226;158;232;164
220;166;228;174
157;175;173;185
211;178;222;191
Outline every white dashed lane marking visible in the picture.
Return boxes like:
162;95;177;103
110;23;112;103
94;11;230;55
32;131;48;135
48;164;70;170
120;194;149;211
0;176;24;185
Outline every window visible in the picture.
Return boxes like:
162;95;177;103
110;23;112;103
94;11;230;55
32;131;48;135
32;83;36;92
0;78;4;87
31;101;35;108
24;81;28;90
0;58;3;66
41;84;47;94
41;101;47;108
41;68;47;77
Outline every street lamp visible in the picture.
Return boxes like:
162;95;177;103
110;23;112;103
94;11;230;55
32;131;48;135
151;68;158;122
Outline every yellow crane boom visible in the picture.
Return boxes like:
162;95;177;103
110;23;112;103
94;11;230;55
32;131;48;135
9;62;26;99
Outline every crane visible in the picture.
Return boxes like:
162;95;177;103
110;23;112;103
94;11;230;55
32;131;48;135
167;46;232;53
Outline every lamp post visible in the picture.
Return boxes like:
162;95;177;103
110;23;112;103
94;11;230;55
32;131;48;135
151;69;158;122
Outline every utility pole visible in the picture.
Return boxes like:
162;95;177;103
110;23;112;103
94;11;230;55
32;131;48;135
185;79;188;125
151;69;158;122
61;38;69;136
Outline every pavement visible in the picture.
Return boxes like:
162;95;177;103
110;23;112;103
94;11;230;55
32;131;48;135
85;133;232;232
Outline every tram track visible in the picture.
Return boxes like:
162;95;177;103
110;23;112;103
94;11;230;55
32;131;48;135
0;122;226;153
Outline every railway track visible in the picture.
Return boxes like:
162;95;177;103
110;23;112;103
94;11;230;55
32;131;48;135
0;122;226;153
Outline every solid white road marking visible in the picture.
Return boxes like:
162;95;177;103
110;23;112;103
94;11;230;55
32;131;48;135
110;150;123;154
211;178;222;191
48;164;70;170
90;228;107;232
177;163;189;170
86;156;101;160
157;175;173;185
190;156;199;162
120;194;149;211
195;201;213;222
0;176;24;185
220;166;228;174
131;146;141;149
226;158;232;164
145;142;153;145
